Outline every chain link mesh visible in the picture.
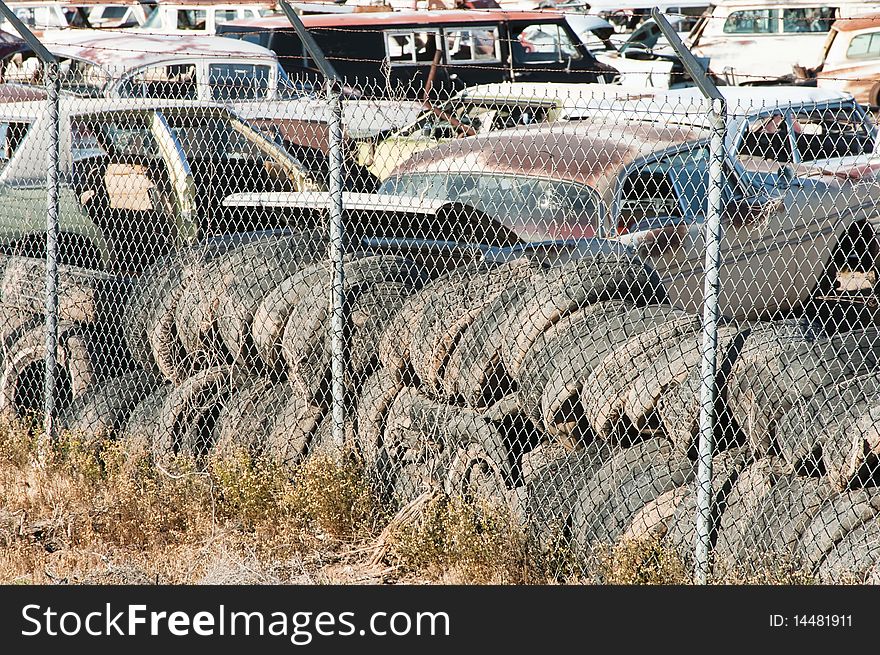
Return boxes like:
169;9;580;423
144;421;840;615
2;7;880;583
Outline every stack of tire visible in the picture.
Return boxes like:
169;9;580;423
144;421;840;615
518;317;880;582
0;254;131;427
101;231;433;476
7;232;880;582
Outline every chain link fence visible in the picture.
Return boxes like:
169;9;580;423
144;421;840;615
1;4;880;584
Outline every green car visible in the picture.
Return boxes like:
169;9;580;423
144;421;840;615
0;97;318;274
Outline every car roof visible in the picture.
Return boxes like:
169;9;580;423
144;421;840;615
564;86;857;123
833;13;880;32
706;0;870;7
0;96;236;120
38;30;277;72
147;0;279;5
222;9;571;30
389;120;706;197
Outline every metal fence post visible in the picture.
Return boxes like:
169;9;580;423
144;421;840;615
694;96;727;583
0;3;60;444
326;81;346;452
652;9;727;584
280;1;346;452
43;60;60;444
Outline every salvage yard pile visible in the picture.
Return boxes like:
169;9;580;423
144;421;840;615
1;233;880;583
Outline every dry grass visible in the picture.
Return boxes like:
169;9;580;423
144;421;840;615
595;538;691;585
0;420;824;585
0;421;384;584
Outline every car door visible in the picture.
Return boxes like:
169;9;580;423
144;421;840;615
614;144;800;319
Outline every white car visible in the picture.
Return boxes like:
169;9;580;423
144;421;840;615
3;31;423;141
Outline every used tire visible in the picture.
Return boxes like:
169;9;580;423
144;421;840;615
216;231;328;371
1;255;129;325
410;259;534;397
440;280;532;407
0;322;106;421
775;371;880;474
213;377;291;459
662;447;753;568
569;438;672;557
797;488;880;575
151;365;244;467
58;368;164;443
499;252;665;381
515;301;630;428
540;305;682;438
581;312;701;441
354;367;406;470
251;258;334;374
522;440;614;551
265;389;325;476
815;519;880;583
712;456;791;574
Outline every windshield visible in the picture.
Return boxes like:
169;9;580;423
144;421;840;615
208;63;271;101
406;100;552;139
737;104;875;175
687;5;714;44
379;172;602;241
72;109;315;235
2;55;109;96
0;6;68;30
277;64;314;99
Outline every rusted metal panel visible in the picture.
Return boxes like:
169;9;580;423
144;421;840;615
38;31;276;72
392;121;705;194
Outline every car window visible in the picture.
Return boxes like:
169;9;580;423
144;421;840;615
60;57;109;96
782;7;836;33
738;113;795;164
0;121;32;171
723;10;779;34
847;31;880;59
618;146;737;231
176;9;206;30
214;9;239;24
6;6;68;29
444;28;501;63
407;101;551;139
208;63;271;101
117;63;198;100
513;24;582;64
385;30;440;66
790;106;875;161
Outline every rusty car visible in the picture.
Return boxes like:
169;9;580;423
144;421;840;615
808;13;880;108
355;81;650;180
2;30;425;189
375;89;880;320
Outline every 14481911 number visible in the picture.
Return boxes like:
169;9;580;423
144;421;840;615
794;615;852;627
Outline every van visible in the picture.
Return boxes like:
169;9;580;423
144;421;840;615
687;0;880;84
0;1;149;34
134;0;281;35
217;9;620;100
